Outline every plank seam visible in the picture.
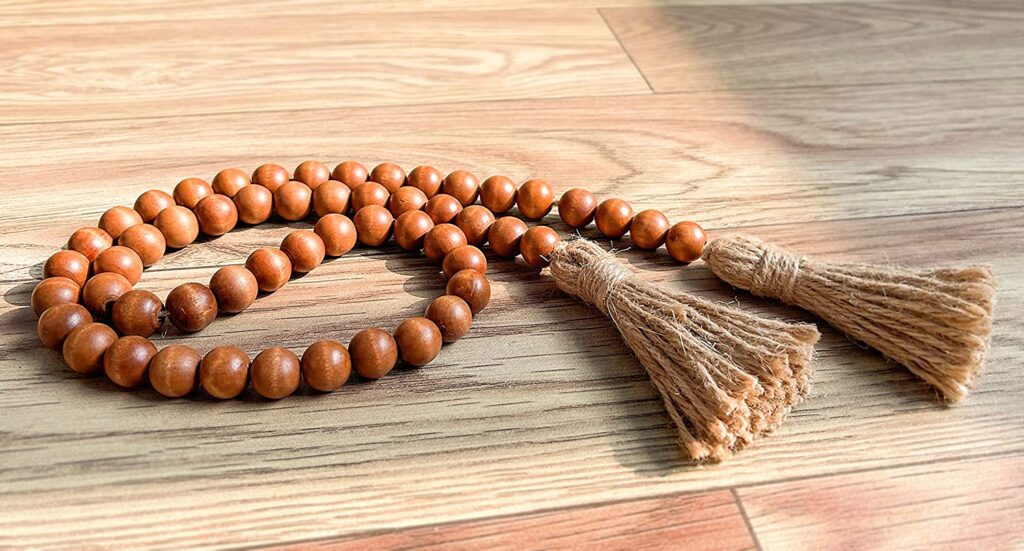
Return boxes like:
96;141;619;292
597;8;656;93
732;488;764;551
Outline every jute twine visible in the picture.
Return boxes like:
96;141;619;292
703;234;996;403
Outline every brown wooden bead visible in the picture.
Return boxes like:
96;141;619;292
134;190;174;222
666;221;708;263
332;160;368;190
149;345;201;398
233;184;274;225
388;186;428;217
595;198;634;239
350;328;398;379
480;175;517;213
63;322;117;375
111;289;163;337
520;226;561;269
250;347;301;399
211;168;250;198
38;303;91;349
154;205;200;248
92;246;144;285
251;164;290;193
442;245;487;279
293;160;331;189
104;335;157;388
245;247;292;292
423;223;467;263
558;188;597;229
98;206;143;240
166;283;217;333
454;205;495;247
407;165;444;197
423;193;463;225
118;223;166;267
68;227;113;261
442;170;480;206
82;272;132;316
194;194;239;236
301;339;351;392
517;179;554;219
313;180;352;217
209;265;258;313
370;163;406;193
446;270;491;315
315;213;358;256
173;178;214;209
280;229;326;273
425;295;473;343
200;346;250;399
44;250;90;287
353;205;393;247
394;317;442;367
487;216;528;258
393;210;434;251
273;181;313;221
351;181;390;211
630;209;670;250
31;277;80;316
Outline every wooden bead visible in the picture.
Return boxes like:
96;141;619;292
315;213;358;256
350;328;398;379
154;205;200;248
332;161;368;190
43;250;90;287
273;181;313;221
209;265;258;313
31;277;80;316
423;223;467;263
68;227;113;261
38;303;91;349
245;247;292;292
517;179;554;219
211;168;250;198
520;226;561;269
301;340;351;392
487;216;528;257
666;221;708;263
595;198;633;239
173;178;214;209
92;246;143;285
149;345;201;398
134;190;174;222
166;282;217;333
407;165;444;197
442;245;487;279
442;170;480;206
103;335;157;388
425;295;473;343
630;209;670;250
118;223;166;267
388;186;428;217
351;181;390;211
455;205;495;246
280;229;326;273
194;194;239;236
233;184;274;225
250;347;301;399
251;164;290;193
353;205;393;247
480;175;517;213
446;270;491;315
63;322;117;375
111;289;163;337
98;206;143;240
313;180;352;217
393;210;434;251
394;317;442;366
424;194;463;225
200;346;250;399
558;188;597;229
370;163;406;193
82;272;132;316
293;160;331;189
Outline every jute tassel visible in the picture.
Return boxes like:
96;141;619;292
548;239;819;462
702;234;996;403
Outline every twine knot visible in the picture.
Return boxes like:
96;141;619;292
575;250;630;316
751;244;803;304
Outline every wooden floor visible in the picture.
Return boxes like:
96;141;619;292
1;0;1022;548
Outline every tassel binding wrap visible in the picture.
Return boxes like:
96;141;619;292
703;234;996;403
548;239;819;462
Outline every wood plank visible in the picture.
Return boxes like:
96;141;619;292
0;9;650;124
602;1;1024;91
739;454;1024;550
